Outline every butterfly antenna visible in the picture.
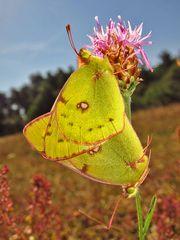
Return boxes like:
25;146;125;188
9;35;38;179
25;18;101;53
66;24;79;56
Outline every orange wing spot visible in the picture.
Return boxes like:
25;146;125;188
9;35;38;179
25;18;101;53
128;162;137;169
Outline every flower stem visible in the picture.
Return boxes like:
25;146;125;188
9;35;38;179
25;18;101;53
136;190;144;240
122;89;157;240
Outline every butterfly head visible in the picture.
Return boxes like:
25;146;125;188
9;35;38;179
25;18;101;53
79;48;91;61
78;48;113;72
77;48;92;66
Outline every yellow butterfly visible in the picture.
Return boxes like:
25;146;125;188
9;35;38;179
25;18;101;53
23;49;125;160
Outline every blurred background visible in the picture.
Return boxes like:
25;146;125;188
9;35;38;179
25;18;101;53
0;1;180;239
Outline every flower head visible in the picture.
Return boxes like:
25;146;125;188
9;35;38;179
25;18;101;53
87;16;153;88
88;16;152;70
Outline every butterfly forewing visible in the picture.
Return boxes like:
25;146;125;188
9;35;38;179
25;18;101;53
54;58;125;145
23;113;50;152
23;112;94;161
44;111;93;160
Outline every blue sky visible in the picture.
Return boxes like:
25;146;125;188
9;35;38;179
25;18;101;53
0;0;180;92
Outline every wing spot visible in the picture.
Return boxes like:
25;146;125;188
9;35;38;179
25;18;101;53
59;95;68;104
58;139;64;143
81;164;88;173
61;113;67;118
88;128;93;132
93;70;103;81
88;145;101;155
98;125;104;129
68;122;73;126
47;123;51;127
46;132;52;136
128;162;137;169
109;118;114;122
77;102;89;111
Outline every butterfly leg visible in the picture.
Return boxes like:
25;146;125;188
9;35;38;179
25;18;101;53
107;195;121;229
79;195;122;230
79;208;121;232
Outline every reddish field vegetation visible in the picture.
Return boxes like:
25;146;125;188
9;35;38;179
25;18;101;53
0;103;180;239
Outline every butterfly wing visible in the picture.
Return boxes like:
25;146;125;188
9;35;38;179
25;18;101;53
23;112;94;160
23;113;50;152
60;116;149;187
44;111;93;160
54;56;125;145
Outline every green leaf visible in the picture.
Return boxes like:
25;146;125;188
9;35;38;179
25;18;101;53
136;191;144;240
143;195;157;238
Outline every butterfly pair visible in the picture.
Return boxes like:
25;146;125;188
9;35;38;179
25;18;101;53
23;49;149;190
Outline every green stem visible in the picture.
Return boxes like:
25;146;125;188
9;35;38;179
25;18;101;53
121;90;157;240
122;94;131;122
136;190;144;240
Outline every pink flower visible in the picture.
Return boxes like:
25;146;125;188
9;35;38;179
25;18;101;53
88;16;153;72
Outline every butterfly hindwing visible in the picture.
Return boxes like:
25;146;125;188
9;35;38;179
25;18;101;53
61;116;149;186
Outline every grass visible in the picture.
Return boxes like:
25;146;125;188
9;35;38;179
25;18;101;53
0;103;180;239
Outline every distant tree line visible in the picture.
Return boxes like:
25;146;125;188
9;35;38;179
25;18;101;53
132;51;180;109
0;67;73;136
0;51;179;136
